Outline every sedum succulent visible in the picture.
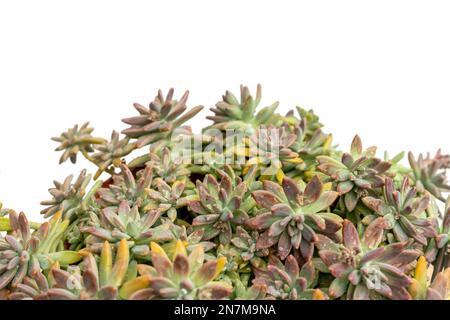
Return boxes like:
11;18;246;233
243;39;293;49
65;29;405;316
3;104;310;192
40;169;102;220
408;150;450;202
91;131;137;179
9;239;129;300
245;124;302;182
362;177;437;246
293;107;324;136
246;176;341;261
317;219;420;300
230;226;269;264
206;84;280;133
188;165;254;245
145;177;189;222
427;196;450;277
122;88;203;148
1;84;449;300
0;211;81;291
129;147;191;185
51;122;107;165
317;135;391;212
81;200;181;259
286;116;333;175
253;254;325;300
96;164;153;213
120;240;231;300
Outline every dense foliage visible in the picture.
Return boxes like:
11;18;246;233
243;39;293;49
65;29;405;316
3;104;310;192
1;85;449;300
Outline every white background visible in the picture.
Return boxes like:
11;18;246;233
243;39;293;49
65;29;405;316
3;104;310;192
0;1;449;222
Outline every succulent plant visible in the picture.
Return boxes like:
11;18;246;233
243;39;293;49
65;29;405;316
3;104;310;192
129;147;191;186
90;131;137;179
145;178;189;222
253;254;325;300
317;219;420;300
233;281;268;300
362;177;437;246
0;211;81;291
52;122;107;164
408;150;450;202
206;84;280;133
9;239;129;300
96;164;153;213
81;200;181;259
292;107;324;136
409;256;450;300
120;240;231;300
317;135;391;212
230;226;269;264
286;118;333;174
161;228;216;259
188;165;255;245
427;196;450;277
245;125;302;182
2;84;449;300
122;89;203;148
40;169;102;220
246;176;341;261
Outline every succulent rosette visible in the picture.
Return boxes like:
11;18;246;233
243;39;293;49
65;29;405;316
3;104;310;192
317;219;420;300
246;176;341;261
317;135;391;212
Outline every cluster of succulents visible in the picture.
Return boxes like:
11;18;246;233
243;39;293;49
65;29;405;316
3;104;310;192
1;84;449;300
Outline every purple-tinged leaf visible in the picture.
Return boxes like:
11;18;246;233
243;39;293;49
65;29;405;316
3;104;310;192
337;181;354;195
362;217;389;249
319;250;340;266
271;203;293;217
192;214;219;226
328;262;351;278
390;287;412;300
198;283;232;300
268;217;290;238
188;200;207;215
192;260;218;287
304;214;326;231
362;196;383;214
344;191;358;212
360;247;385;265
282;177;302;203
252;190;281;209
342;153;354;168
353;284;370;300
302;191;338;215
256;230;279;250
300;239;314;261
343;219;361;251
329;277;349;298
300;260;315;286
262;180;285;198
151;252;172;277
278;230;293;260
348;270;361;285
173;254;189;278
304;176;322;203
285;255;299;280
354;179;371;189
351;135;362;157
246;212;279;230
